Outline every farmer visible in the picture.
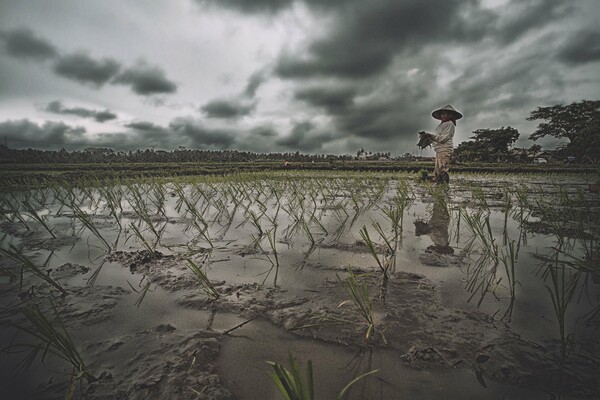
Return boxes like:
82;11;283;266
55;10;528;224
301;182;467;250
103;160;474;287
418;105;463;184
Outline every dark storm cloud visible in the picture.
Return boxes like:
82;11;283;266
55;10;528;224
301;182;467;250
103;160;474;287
169;117;236;148
243;70;267;98
275;0;469;79
197;0;359;15
195;0;291;15
53;52;121;86
113;63;177;95
290;57;439;144
337;100;421;141
294;85;356;113
0;119;86;147
557;29;600;65
494;0;571;45
200;99;255;118
449;38;566;116
45;100;117;122
275;121;335;151
249;125;277;137
124;121;164;131
272;0;575;81
0;28;58;61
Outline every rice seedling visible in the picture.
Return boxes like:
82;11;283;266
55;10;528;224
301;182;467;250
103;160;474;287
499;240;518;321
86;259;106;286
267;352;378;400
148;183;168;219
70;204;112;253
173;184;214;248
5;300;95;394
461;210;501;307
255;225;281;286
128;222;158;254
337;267;386;343
2;196;30;231
21;199;56;238
359;226;387;275
127;277;155;308
186;259;220;299
98;186;123;229
0;245;67;295
547;266;579;361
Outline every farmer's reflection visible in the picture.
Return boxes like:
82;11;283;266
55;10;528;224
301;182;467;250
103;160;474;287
414;195;454;255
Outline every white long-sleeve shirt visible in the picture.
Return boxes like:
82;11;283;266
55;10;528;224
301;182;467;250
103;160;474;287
431;121;455;155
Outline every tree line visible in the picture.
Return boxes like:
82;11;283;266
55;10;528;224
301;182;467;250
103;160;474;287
454;100;600;163
0;100;598;164
0;146;356;164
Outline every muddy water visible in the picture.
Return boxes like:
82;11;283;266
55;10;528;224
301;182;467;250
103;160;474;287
1;173;598;399
218;319;548;400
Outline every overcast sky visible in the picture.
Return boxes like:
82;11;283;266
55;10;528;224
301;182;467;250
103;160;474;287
0;0;599;155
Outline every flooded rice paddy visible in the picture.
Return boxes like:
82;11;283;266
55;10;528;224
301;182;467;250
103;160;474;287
1;171;599;399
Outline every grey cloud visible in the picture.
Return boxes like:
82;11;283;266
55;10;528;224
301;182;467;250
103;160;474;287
0;28;58;60
0;119;86;147
200;99;255;118
93;110;118;123
243;70;267;98
274;0;576;81
169;117;236;148
197;0;358;15
113;63;177;95
295;85;356;113
557;29;600;65
275;121;335;151
249;125;277;137
45;100;117;122
53;52;121;86
449;39;566;115
194;0;291;15
275;43;392;79
275;0;468;79
293;57;439;144
338;100;419;141
124;121;164;131
494;0;571;45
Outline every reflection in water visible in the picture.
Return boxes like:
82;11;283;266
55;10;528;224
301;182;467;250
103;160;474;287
414;190;454;255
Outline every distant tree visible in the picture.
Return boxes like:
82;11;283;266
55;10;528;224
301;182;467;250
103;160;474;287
528;144;542;153
455;126;520;162
527;100;600;163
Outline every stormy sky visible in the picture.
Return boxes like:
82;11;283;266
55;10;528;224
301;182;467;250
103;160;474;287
0;0;598;155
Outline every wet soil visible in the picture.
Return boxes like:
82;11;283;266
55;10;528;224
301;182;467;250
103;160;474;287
1;175;599;399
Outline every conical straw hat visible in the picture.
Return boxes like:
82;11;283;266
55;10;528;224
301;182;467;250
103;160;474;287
432;104;463;120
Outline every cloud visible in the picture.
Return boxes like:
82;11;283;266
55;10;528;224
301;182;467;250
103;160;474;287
53;52;121;86
275;0;469;79
194;0;291;15
249;125;277;137
294;85;356;114
113;62;177;95
0;28;58;60
200;99;255;118
243;69;268;98
493;0;571;45
124;121;164;131
557;29;600;65
1;27;177;96
44;100;117;122
169;117;236;148
0;119;86;147
275;120;335;151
